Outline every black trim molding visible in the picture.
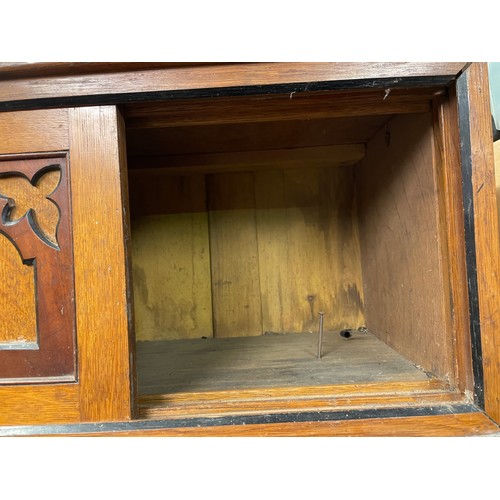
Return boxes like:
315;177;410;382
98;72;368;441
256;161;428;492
456;70;485;409
0;75;456;113
0;404;478;436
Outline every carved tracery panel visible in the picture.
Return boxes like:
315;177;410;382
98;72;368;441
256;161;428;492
0;155;76;382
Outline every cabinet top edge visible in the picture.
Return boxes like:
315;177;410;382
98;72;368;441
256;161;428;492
0;62;468;80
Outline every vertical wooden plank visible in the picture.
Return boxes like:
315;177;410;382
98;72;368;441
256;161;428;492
495;140;500;231
461;63;500;423
208;172;262;337
356;112;453;379
434;90;473;393
130;173;213;340
255;167;365;333
69;106;134;422
254;170;289;333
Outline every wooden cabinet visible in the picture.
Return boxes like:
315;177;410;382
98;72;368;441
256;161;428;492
0;62;499;436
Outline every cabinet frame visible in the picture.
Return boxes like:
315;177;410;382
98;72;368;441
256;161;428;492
0;62;499;436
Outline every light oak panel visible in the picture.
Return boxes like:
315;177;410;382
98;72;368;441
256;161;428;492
356;112;452;379
0;109;68;154
0;384;80;425
69;106;134;422
0;233;37;344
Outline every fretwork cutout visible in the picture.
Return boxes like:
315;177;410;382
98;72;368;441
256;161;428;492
0;166;61;249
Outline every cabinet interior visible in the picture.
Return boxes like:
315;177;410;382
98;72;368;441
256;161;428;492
122;87;467;416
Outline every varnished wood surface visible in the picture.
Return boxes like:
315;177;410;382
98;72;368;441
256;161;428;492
0;109;68;154
69;107;134;422
0;62;218;79
139;379;459;420
0;233;37;344
356;112;452;379
128;144;365;174
136;331;431;395
0;168;60;246
434;90;473;392
0;157;76;380
42;412;499;437
126;116;391;158
123;88;437;129
495;140;500;233
464;64;500;423
0;63;466;105
0;384;80;425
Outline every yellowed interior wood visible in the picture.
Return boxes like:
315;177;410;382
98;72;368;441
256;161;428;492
0;233;37;344
255;167;364;333
356;112;452;379
208;172;263;337
130;162;366;340
130;174;213;340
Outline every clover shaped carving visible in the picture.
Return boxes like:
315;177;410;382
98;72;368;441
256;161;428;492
0;166;61;249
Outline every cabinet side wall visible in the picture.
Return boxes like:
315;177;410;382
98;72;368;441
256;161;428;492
356;112;454;379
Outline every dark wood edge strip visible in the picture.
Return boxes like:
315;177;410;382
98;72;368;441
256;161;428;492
456;71;485;408
0;404;478;436
0;76;455;113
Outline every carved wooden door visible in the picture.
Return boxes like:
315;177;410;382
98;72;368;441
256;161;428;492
0;107;135;426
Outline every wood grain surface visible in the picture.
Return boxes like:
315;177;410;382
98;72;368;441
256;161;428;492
0;384;80;425
464;64;500;424
495;139;500;231
0;63;465;105
0;62;217;79
208;172;263;337
135;331;436;395
0;233;37;344
127;144;365;175
126;116;391;158
130;176;213;340
356;112;452;379
0;109;68;155
56;412;499;437
123;88;436;129
69;106;134;422
0;156;76;381
433;89;473;392
254;167;364;334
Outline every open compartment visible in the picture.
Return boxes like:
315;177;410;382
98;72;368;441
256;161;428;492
122;87;472;418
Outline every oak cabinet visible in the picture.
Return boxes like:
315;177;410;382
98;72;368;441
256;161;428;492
0;62;499;436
